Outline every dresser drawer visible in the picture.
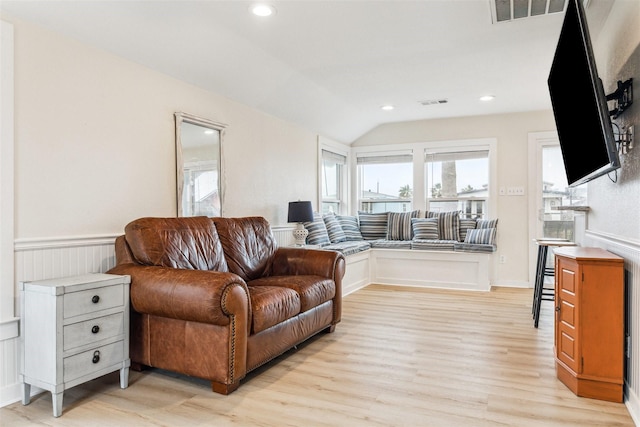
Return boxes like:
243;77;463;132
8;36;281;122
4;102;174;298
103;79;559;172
63;312;125;351
63;341;125;382
64;284;125;318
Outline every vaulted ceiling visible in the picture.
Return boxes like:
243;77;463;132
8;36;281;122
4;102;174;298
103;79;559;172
0;0;615;142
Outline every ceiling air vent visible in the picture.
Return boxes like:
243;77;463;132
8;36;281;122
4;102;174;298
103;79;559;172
420;99;448;106
490;0;588;23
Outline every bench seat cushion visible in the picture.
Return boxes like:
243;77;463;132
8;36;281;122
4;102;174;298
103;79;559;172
323;241;371;256
369;239;412;249
453;242;497;253
411;239;457;251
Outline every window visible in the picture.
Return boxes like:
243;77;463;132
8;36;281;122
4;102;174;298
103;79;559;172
425;149;489;218
321;149;346;214
357;152;413;213
541;145;586;240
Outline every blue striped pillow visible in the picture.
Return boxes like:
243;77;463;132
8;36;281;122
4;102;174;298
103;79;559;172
427;210;460;241
323;213;347;243
387;210;420;240
476;218;499;229
358;212;389;240
458;218;477;242
411;218;439;240
303;214;330;246
464;227;497;245
336;215;364;241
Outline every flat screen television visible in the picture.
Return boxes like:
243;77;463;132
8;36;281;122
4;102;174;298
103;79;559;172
548;0;620;187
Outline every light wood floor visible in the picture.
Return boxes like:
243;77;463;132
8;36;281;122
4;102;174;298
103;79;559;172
2;285;636;426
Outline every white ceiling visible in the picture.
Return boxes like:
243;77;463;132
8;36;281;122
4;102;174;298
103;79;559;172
0;0;616;143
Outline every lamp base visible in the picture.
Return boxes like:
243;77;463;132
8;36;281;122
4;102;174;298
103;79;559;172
292;223;309;246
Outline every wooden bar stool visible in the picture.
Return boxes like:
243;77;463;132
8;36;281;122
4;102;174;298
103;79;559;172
532;239;576;328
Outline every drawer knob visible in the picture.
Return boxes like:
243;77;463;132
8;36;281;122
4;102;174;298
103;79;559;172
92;351;100;364
91;295;100;304
91;325;100;334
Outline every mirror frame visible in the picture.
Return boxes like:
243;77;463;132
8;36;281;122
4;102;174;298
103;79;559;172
175;112;227;217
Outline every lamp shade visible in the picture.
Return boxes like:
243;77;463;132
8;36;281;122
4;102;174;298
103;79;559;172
287;201;314;223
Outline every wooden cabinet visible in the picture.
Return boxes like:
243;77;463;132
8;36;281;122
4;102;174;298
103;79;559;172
554;247;624;402
19;273;131;417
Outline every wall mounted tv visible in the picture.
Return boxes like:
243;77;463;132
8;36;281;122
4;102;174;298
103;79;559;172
548;0;620;187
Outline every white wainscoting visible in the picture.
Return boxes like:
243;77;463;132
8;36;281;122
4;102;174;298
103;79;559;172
1;235;119;407
584;231;640;425
371;249;491;292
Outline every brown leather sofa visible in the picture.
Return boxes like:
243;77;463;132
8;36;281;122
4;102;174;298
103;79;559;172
107;216;345;394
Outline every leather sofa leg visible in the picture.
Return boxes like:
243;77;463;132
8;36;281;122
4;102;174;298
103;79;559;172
130;362;148;371
211;380;241;395
325;325;336;333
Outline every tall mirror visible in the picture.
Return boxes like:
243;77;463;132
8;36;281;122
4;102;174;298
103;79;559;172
175;112;226;217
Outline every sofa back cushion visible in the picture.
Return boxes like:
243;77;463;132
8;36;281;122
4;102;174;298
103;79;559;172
212;216;277;281
124;216;228;271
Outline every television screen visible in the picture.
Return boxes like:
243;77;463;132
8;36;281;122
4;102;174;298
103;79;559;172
547;0;620;187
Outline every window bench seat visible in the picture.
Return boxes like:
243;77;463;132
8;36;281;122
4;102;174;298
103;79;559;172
340;246;494;295
290;210;498;295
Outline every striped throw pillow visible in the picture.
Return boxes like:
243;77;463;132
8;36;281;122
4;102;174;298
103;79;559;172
476;218;499;229
323;213;347;243
464;227;497;245
458;218;477;242
427;210;460;241
336;215;364;241
411;218;439;240
387;210;420;240
358;212;389;240
303;214;331;246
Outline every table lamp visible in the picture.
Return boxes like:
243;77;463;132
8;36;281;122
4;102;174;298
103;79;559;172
288;201;314;246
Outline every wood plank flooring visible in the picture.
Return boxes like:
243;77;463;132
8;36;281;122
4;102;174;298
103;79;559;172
2;285;635;426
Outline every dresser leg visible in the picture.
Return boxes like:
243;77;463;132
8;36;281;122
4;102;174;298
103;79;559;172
120;366;129;389
21;383;31;405
52;392;63;417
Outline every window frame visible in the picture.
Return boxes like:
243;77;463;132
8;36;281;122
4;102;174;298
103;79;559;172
352;139;497;218
425;147;491;218
356;150;414;213
318;137;350;215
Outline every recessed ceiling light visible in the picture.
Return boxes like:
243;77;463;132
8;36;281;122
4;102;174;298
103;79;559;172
204;130;215;135
250;3;276;17
381;105;395;111
480;95;495;102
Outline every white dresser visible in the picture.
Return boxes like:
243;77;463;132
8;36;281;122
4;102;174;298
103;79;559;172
19;273;131;417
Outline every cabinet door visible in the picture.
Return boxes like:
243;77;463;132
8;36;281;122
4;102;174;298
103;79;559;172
556;259;580;373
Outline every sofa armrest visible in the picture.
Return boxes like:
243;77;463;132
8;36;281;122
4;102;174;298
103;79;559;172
108;264;250;328
271;247;345;318
271;247;345;279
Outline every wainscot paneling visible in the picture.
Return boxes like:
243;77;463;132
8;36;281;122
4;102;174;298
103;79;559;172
1;235;119;407
584;231;640;425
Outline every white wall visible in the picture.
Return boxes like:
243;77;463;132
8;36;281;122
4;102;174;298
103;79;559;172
352;110;557;288
9;15;321;240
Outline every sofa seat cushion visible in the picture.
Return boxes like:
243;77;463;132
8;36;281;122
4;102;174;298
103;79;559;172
248;285;301;334
369;239;412;249
323;241;371;256
248;276;335;313
411;239;457;251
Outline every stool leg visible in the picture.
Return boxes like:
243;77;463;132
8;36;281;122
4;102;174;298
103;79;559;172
532;245;544;316
534;245;549;328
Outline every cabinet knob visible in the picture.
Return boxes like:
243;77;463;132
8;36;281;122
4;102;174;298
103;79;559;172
91;295;100;304
91;325;100;334
92;351;100;364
